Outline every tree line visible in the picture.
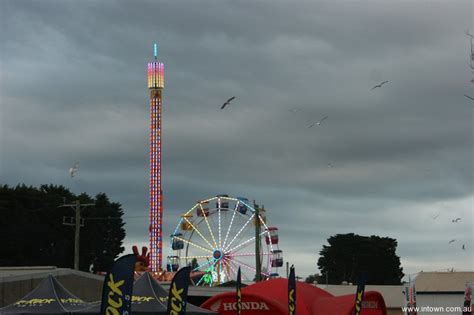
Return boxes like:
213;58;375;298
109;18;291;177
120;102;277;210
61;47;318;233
0;184;126;272
306;233;404;285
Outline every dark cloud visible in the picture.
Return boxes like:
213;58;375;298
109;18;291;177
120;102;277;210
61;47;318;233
1;0;473;277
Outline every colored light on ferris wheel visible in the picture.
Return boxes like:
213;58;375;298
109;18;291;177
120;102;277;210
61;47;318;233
154;43;158;59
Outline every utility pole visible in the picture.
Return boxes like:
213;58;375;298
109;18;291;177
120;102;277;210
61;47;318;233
60;200;94;270
254;200;262;282
286;261;289;278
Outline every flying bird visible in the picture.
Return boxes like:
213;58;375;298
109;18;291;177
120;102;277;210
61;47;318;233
431;213;440;220
307;116;328;128
288;108;301;113
464;94;474;101
371;80;389;90
448;239;456;244
462;244;465;250
220;96;236;109
327;163;334;168
452;218;461;223
69;162;79;178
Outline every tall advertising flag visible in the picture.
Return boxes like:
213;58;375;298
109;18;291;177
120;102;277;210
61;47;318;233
404;278;417;315
167;266;191;315
288;265;296;315
354;273;367;315
100;254;137;315
462;282;473;315
236;267;242;315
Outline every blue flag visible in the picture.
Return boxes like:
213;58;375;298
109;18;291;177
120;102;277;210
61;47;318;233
167;266;191;315
100;254;137;315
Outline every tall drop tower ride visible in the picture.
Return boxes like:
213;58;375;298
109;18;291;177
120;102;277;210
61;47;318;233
148;43;164;272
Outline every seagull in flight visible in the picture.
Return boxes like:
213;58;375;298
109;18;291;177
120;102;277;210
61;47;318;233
464;94;474;101
452;218;461;223
307;116;328;128
288;108;301;113
371;80;389;90
448;239;456;244
462;244;465;250
220;96;236;109
69;162;79;178
431;213;440;220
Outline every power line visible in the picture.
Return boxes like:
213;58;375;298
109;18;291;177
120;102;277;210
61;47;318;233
84;215;147;220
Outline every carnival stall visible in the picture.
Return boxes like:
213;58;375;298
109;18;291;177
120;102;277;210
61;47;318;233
0;275;91;315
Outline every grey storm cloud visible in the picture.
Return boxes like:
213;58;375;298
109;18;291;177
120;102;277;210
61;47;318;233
1;0;473;278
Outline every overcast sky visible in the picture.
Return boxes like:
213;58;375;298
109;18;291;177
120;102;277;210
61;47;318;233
1;0;473;280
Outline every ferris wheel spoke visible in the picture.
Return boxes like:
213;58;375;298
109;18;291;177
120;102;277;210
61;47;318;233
222;256;236;274
230;229;270;255
227;230;267;253
232;257;270;277
229;235;262;254
222;201;239;250
225;221;253;254
183;217;215;250
222;264;232;283
192;258;216;272
200;204;218;249
224;213;255;252
229;252;272;257
180;255;212;260
226;259;252;282
221;257;236;280
174;236;213;254
218;207;222;248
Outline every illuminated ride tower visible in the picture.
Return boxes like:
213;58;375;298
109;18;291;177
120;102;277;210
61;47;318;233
148;43;164;272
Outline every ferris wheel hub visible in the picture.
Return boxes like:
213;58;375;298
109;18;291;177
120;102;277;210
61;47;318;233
213;249;224;260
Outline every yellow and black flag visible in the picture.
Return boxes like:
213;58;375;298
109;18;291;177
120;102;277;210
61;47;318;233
100;254;137;315
354;273;368;315
236;267;242;315
288;265;296;315
167;266;191;315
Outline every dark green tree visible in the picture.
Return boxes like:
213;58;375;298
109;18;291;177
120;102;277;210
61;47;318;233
0;184;125;272
317;233;404;285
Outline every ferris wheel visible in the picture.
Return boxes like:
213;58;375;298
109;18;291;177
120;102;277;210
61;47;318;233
167;195;283;286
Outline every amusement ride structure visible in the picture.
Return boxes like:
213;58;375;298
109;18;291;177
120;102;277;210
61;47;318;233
145;45;283;281
148;44;165;272
167;195;283;286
